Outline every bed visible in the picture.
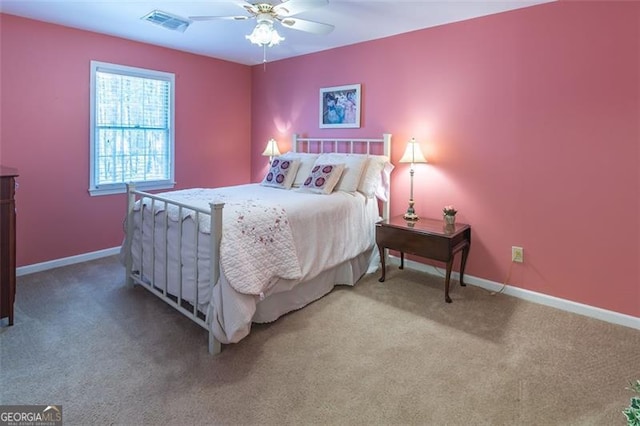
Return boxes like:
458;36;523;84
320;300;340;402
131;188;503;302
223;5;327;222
122;134;393;354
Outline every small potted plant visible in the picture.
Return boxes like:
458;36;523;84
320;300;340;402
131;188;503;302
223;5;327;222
624;380;640;425
443;205;457;225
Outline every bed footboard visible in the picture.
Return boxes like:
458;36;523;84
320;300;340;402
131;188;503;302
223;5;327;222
124;183;224;354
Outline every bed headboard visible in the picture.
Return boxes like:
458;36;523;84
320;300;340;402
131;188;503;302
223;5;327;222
291;133;392;220
292;133;391;157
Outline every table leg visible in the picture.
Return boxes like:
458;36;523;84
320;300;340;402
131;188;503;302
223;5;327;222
444;258;453;303
378;245;386;282
459;242;470;287
399;252;404;270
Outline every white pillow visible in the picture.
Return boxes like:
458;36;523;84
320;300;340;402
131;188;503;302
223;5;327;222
280;152;320;187
300;163;345;194
375;161;395;202
316;153;368;193
358;155;391;198
260;157;300;189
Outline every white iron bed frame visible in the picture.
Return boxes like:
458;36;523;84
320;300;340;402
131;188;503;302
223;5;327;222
124;133;392;354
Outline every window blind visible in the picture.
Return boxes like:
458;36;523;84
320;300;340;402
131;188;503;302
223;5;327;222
89;61;175;196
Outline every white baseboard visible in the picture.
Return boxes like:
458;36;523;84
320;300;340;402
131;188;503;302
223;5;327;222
16;247;121;277
389;256;640;331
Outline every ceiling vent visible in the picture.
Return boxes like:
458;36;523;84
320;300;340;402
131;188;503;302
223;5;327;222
142;10;191;33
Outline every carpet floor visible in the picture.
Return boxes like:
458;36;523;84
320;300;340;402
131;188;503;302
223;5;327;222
1;255;639;425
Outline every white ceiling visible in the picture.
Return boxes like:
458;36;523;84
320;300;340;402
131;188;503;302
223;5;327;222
0;0;554;66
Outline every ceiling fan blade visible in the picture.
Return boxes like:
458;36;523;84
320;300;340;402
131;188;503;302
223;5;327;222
273;0;329;17
189;15;250;21
190;1;258;21
279;17;334;35
238;0;260;15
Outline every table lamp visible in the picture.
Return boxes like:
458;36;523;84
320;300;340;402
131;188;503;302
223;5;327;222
261;138;281;163
399;137;427;220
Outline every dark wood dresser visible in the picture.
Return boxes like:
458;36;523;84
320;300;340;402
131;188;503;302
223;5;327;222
0;166;18;326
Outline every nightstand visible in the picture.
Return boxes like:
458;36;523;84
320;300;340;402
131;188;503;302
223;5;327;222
376;215;471;303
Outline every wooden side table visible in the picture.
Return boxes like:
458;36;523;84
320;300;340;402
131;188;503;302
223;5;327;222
376;215;471;303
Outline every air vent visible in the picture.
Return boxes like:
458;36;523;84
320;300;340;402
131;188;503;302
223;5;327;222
142;10;191;33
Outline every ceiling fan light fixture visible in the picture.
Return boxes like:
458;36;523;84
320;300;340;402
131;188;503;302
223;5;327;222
245;16;284;47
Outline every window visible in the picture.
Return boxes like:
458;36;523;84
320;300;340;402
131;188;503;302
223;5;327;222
89;61;175;196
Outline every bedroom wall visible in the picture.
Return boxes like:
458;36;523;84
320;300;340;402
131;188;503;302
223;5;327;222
0;14;252;267
250;1;640;318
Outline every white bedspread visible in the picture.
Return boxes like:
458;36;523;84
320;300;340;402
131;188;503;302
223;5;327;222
128;184;379;344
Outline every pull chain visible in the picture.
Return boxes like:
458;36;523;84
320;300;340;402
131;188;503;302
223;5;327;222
263;45;267;71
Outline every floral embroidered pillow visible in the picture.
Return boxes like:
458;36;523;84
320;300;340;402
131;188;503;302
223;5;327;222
300;163;345;194
261;157;300;189
279;152;320;187
316;153;368;193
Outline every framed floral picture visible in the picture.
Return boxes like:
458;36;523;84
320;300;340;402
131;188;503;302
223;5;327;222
319;84;361;128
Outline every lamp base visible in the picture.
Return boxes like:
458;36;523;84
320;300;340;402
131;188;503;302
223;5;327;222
403;212;419;221
403;199;419;221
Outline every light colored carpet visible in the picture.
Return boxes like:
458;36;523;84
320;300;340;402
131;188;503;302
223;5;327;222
1;256;638;425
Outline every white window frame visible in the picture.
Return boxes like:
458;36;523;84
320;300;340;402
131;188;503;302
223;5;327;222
89;60;175;196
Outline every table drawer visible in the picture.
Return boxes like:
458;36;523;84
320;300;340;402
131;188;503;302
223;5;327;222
376;225;451;262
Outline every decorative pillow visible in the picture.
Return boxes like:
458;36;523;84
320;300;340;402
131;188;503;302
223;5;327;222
279;152;320;187
300;163;345;194
260;157;300;189
316;153;368;193
358;155;391;198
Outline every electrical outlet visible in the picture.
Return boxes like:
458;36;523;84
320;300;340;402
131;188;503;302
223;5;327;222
512;246;524;263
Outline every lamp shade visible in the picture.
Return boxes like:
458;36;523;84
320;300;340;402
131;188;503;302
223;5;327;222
399;138;427;164
262;138;281;157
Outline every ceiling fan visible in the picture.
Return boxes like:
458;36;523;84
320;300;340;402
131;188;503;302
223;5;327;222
189;0;335;47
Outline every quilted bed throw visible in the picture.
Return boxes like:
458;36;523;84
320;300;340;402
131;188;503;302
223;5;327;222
137;188;303;296
220;199;303;295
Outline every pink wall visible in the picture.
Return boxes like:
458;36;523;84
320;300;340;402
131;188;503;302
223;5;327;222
1;3;637;319
250;2;640;317
0;14;252;267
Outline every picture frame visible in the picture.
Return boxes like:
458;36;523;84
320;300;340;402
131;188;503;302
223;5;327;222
319;84;361;128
